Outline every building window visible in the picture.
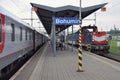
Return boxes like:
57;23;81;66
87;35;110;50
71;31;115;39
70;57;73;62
11;23;15;41
0;19;2;42
20;27;22;41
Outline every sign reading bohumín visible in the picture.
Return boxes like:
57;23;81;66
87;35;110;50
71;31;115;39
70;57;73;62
53;17;81;25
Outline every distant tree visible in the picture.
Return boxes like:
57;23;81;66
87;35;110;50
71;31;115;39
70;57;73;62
108;25;120;36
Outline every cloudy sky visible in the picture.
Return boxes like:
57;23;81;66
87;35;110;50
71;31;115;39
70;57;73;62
0;0;120;32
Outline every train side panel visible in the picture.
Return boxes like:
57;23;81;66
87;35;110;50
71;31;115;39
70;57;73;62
0;7;48;78
0;15;34;70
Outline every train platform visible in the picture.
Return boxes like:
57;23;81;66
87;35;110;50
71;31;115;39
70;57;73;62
10;43;120;80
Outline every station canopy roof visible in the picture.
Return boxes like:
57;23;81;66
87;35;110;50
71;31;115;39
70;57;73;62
31;3;107;35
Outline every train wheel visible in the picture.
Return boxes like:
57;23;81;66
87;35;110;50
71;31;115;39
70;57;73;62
90;49;94;53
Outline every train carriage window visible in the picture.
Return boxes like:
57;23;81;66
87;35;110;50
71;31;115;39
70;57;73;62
11;23;15;41
29;31;31;40
28;31;29;40
0;19;2;42
20;27;22;41
25;29;27;40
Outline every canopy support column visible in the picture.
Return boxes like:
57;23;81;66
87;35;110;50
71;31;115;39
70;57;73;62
72;25;74;51
52;14;56;57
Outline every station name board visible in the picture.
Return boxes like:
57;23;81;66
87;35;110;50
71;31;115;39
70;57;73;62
53;17;81;25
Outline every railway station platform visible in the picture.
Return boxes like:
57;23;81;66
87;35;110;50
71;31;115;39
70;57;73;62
10;43;120;80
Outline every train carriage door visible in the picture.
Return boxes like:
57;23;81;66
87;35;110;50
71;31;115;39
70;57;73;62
0;14;5;53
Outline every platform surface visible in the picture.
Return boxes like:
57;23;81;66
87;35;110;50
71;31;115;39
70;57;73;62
11;44;120;80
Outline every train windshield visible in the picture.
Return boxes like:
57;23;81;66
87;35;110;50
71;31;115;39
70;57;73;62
87;29;94;32
0;19;2;42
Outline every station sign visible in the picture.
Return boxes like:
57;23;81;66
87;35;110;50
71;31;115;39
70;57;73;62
53;17;81;25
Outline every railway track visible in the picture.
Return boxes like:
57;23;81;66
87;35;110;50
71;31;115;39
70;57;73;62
102;53;120;62
68;44;120;64
88;50;120;63
71;44;120;63
89;50;120;62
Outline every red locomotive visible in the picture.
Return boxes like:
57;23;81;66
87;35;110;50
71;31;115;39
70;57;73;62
81;25;109;54
68;25;110;54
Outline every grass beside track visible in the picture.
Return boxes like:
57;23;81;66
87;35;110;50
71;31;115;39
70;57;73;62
109;40;120;55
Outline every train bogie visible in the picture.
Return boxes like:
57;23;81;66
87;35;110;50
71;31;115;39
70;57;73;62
91;44;110;54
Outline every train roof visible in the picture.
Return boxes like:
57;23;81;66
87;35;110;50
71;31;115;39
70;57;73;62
0;6;33;30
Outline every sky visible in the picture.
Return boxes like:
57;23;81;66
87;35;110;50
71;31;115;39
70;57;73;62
0;0;120;33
